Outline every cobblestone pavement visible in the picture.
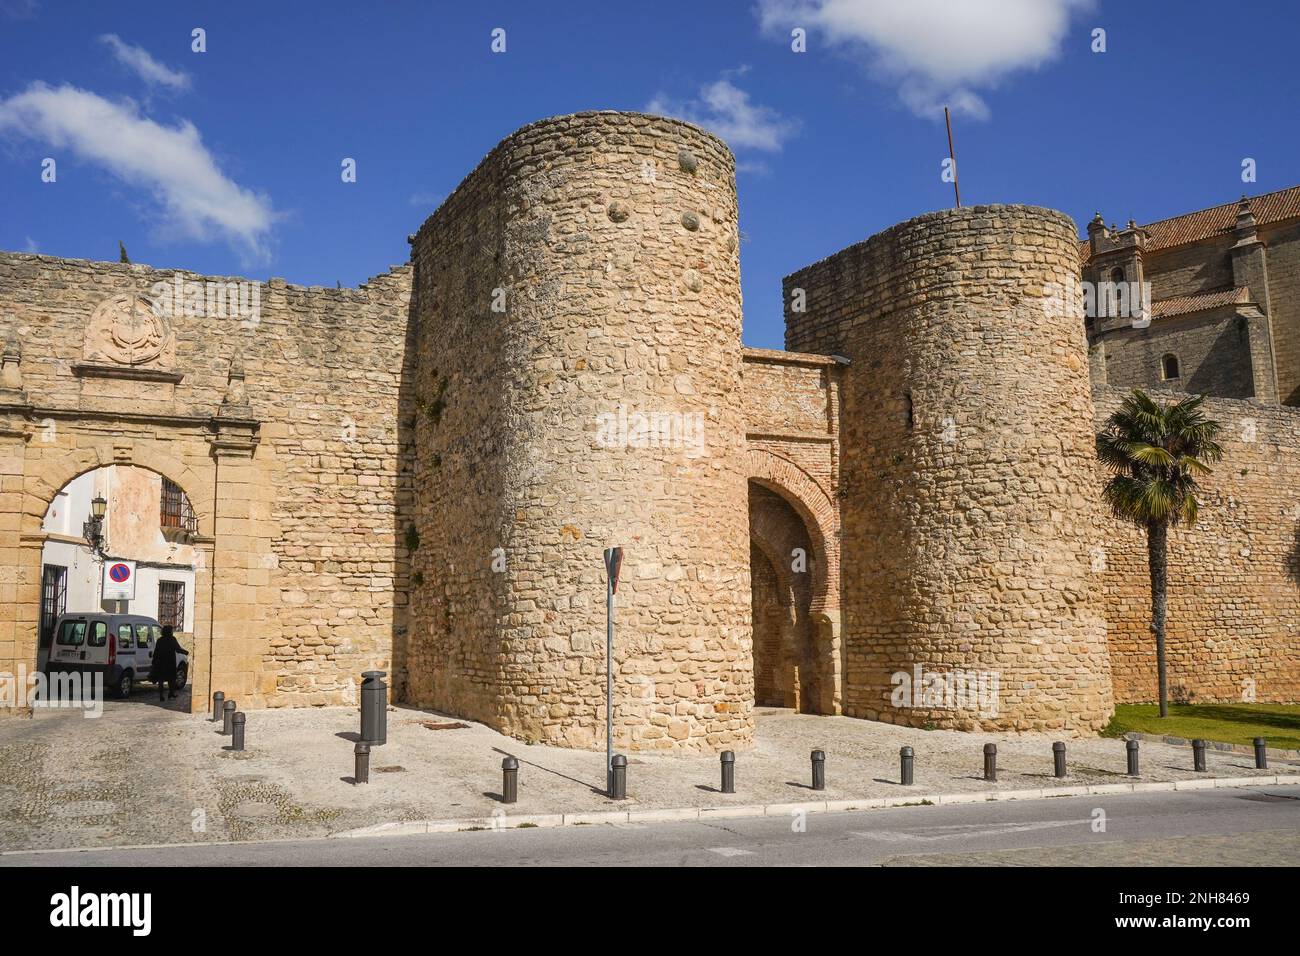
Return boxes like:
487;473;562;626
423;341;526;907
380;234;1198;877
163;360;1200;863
1;699;1295;852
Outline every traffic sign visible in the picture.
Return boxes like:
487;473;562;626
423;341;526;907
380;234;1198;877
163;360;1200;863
103;560;136;600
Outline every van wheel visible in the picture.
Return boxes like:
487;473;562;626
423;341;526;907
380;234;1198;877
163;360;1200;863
115;672;133;699
174;663;188;691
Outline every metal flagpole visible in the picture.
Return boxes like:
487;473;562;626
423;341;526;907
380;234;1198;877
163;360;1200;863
944;106;961;208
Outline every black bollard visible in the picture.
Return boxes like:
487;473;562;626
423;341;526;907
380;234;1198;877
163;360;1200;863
720;750;735;794
231;712;246;752
211;691;225;722
354;741;370;785
983;743;997;782
501;756;518;804
610;754;627;800
1192;738;1207;772
1254;737;1268;770
900;746;914;786
222;699;236;736
1126;739;1140;776
811;749;826;791
360;670;388;746
1053;741;1066;778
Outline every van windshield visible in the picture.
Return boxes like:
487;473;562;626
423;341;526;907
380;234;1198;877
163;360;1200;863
56;621;87;646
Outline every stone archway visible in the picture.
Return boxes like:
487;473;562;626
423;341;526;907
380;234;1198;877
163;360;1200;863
13;441;216;711
2;416;262;716
744;449;841;714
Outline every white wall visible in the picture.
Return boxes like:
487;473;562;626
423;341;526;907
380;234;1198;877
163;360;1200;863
39;466;196;631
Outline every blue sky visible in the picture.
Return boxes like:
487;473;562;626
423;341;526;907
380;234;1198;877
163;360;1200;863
1;0;1297;349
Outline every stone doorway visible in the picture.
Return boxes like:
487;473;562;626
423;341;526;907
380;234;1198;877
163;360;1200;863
749;482;823;713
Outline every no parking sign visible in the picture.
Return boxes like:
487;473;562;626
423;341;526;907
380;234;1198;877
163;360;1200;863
102;560;137;600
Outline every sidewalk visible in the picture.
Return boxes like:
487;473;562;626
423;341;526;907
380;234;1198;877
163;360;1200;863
1;700;1294;852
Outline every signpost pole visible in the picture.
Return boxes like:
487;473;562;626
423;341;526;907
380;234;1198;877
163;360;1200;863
606;569;613;794
603;547;622;796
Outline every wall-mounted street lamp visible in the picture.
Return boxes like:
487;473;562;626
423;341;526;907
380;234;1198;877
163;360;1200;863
85;494;108;557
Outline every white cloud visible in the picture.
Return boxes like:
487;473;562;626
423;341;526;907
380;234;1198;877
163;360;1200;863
99;34;191;92
23;236;38;252
648;76;796;152
0;83;275;261
756;0;1091;118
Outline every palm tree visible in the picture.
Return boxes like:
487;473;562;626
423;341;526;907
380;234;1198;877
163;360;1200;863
1097;390;1223;717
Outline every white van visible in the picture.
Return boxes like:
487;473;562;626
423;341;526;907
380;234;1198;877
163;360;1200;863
38;612;190;698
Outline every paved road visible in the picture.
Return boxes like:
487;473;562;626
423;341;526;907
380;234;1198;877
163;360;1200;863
2;784;1297;866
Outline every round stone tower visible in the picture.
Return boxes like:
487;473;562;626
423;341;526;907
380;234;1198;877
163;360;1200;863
406;112;753;752
787;205;1114;733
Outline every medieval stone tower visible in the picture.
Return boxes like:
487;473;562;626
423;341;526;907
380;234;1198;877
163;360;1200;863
403;113;755;752
785;206;1114;733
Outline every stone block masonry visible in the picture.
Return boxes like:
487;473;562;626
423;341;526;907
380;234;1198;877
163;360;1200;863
0;253;414;713
784;205;1115;734
404;112;754;752
2;109;1297;751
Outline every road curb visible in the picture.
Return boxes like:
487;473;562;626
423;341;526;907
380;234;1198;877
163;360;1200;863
327;775;1300;839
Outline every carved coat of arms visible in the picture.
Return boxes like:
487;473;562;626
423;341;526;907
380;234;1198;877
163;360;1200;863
83;294;175;367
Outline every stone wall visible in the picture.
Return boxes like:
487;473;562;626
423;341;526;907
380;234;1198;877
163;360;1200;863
1260;220;1300;405
1144;236;1236;300
6;108;1297;743
405;111;754;752
1098;311;1257;399
1095;386;1300;704
784;205;1114;734
0;251;413;712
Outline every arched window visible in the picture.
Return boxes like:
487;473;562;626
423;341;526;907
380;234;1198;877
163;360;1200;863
1106;267;1126;317
1161;353;1180;381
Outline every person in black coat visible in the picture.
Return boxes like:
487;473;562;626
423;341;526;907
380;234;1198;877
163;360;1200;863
150;625;182;701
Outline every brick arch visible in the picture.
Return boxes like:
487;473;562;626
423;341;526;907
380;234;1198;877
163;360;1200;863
742;449;838;617
744;448;842;714
22;443;215;538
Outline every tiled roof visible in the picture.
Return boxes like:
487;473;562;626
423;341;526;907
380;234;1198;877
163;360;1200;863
1150;287;1251;319
1080;185;1300;262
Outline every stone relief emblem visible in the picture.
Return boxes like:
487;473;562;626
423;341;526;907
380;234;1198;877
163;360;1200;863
83;293;175;367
